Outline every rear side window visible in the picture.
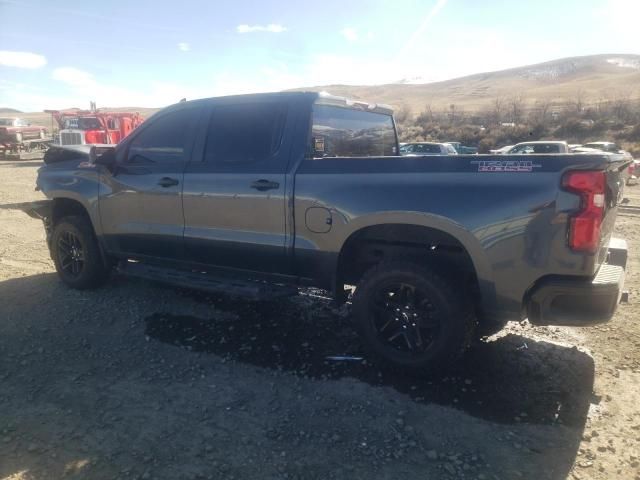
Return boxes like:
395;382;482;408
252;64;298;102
204;102;287;165
414;144;441;154
127;108;197;164
533;144;560;153
311;105;396;157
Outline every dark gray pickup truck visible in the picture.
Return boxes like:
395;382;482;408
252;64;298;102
30;91;629;371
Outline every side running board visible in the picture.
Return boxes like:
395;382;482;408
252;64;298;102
117;261;298;300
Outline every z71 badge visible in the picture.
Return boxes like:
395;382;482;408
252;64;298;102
472;160;541;172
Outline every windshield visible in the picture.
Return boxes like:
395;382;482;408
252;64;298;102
64;117;102;130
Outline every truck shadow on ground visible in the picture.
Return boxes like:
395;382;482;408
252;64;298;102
145;288;597;429
0;274;593;480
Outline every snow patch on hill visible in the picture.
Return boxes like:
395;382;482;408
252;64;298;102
607;57;640;70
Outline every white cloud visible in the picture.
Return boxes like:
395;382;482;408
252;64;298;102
341;27;358;42
177;42;190;52
0;50;47;69
236;23;287;34
52;67;95;87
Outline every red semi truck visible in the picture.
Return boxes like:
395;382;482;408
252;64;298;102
45;109;144;146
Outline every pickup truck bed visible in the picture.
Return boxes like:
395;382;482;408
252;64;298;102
31;91;629;372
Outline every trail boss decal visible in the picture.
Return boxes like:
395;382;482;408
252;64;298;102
472;160;541;172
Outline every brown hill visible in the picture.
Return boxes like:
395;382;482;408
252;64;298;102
9;54;640;123
293;54;640;114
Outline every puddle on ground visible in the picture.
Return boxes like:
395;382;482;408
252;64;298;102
144;290;595;427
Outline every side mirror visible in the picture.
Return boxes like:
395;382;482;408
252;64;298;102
93;148;116;168
88;145;97;164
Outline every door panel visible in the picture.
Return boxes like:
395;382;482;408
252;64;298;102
182;100;294;274
100;162;186;258
183;172;287;272
99;105;202;259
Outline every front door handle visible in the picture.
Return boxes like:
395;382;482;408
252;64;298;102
158;177;179;187
250;179;280;191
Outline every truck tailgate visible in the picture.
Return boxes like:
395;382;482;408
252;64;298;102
596;155;630;267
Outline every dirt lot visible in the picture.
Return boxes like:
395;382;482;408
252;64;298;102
1;160;639;480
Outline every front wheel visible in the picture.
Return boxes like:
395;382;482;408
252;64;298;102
352;261;476;372
51;215;110;289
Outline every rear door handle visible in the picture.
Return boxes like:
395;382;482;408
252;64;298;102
158;177;179;187
251;179;280;191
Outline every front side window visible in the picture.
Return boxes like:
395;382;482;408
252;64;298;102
204;102;287;165
311;105;396;157
127;107;197;164
446;145;458;155
510;144;534;154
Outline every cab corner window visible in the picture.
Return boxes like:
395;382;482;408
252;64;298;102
127;108;197;164
311;105;395;158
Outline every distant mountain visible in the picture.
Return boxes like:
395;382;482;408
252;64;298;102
294;54;640;113
7;54;640;119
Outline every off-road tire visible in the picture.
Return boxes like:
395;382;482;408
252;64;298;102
51;215;109;289
352;261;476;373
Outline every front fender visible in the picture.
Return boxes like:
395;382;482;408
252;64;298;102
37;166;102;235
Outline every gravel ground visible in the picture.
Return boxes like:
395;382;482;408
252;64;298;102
1;159;639;480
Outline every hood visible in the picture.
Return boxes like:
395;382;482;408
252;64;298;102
43;144;114;165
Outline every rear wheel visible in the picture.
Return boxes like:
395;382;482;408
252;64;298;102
352;261;476;372
51;215;110;289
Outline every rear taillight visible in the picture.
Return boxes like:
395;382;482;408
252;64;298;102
562;170;606;253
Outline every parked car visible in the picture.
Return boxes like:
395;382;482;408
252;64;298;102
581;141;634;162
28;92;628;372
508;141;571;154
445;141;478;154
0;117;50;159
582;141;628;154
0;117;48;143
574;142;635;184
489;145;514;154
400;142;458;155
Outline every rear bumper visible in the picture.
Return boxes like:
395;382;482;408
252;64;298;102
527;237;627;326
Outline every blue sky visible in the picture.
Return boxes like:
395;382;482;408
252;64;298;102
0;0;638;111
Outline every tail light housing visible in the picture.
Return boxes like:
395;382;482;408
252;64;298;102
562;170;606;253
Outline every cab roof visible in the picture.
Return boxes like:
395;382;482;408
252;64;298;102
170;91;394;116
